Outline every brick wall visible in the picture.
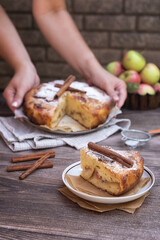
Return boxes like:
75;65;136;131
0;0;160;89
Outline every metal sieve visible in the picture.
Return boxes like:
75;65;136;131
121;129;151;148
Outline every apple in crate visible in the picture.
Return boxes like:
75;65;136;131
122;50;146;72
119;70;141;93
106;61;123;77
153;82;160;92
140;63;160;85
136;84;155;95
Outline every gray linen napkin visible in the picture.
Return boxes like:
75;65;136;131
0;113;130;152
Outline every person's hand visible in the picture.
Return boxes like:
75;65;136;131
85;61;127;109
3;63;40;112
96;68;127;109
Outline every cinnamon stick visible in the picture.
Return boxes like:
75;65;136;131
7;161;53;172
54;75;76;99
19;152;50;180
55;83;86;94
88;142;133;168
12;150;55;163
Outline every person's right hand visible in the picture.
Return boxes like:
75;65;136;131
84;59;127;109
3;63;40;112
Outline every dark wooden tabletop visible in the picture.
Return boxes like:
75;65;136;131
0;96;160;240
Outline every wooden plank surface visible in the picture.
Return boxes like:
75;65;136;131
0;104;160;240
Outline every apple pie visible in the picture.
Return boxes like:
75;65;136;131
80;144;144;196
23;80;112;129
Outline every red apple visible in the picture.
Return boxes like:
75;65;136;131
153;82;160;92
140;63;160;85
119;70;141;83
106;61;123;77
119;70;141;93
122;50;146;72
136;84;155;95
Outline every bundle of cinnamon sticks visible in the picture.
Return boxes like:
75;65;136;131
7;149;55;180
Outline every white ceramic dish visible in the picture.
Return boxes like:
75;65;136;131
62;161;155;204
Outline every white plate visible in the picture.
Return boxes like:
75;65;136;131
62;161;155;204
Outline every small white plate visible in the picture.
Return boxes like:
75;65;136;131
62;161;155;204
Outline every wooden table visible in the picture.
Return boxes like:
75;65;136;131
0;96;160;240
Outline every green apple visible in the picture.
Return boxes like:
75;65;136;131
106;61;123;77
140;63;160;85
122;50;146;72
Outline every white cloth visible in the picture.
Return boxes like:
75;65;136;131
0;113;130;152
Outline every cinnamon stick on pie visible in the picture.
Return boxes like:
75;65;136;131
54;83;86;94
54;75;76;99
88;142;133;168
